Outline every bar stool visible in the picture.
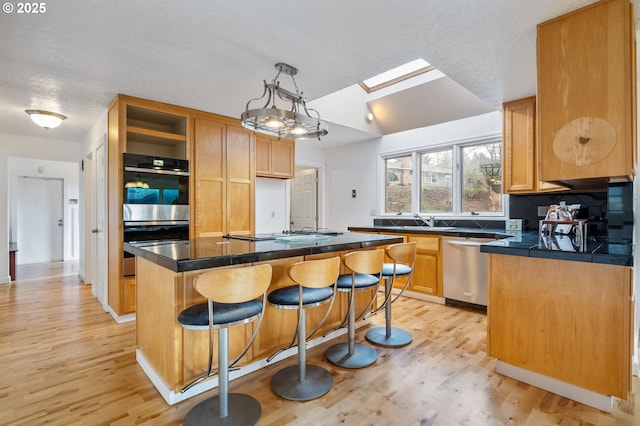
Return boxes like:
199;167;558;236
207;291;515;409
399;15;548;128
365;242;417;347
267;256;341;401
325;249;384;369
178;264;272;426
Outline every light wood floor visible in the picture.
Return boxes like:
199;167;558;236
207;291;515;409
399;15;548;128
1;261;638;425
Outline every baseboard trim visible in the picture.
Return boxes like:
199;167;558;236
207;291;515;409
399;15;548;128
495;360;613;413
107;306;136;323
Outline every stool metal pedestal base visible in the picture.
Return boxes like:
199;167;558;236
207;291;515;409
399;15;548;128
271;364;333;401
365;326;412;347
184;393;261;426
325;342;378;368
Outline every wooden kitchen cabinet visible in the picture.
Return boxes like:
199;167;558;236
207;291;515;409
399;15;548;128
503;97;537;194
255;134;295;179
537;0;636;187
503;96;567;194
107;94;191;316
406;234;442;297
488;254;632;398
192;113;255;237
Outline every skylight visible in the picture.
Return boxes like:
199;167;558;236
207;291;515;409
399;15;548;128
359;59;435;93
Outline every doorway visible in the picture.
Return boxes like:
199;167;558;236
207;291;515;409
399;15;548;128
290;168;318;231
16;176;64;264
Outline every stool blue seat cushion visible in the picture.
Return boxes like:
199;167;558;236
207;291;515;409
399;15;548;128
178;299;263;328
382;263;412;277
336;273;379;289
268;285;333;307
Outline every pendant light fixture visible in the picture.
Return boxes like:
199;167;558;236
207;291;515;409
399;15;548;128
241;63;328;140
25;109;67;129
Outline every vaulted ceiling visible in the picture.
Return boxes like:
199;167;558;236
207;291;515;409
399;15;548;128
1;0;638;147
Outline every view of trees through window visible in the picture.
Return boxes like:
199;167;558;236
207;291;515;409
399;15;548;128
461;143;502;213
384;139;502;215
385;155;412;213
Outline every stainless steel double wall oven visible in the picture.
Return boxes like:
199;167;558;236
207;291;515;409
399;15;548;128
122;153;189;276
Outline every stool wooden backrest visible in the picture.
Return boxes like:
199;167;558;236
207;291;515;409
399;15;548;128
288;256;341;288
193;264;273;303
342;249;385;274
386;242;417;266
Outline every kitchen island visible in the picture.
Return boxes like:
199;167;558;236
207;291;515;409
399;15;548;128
124;232;403;405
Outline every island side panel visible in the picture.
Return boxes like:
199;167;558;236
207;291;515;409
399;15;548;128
487;254;632;398
136;256;184;390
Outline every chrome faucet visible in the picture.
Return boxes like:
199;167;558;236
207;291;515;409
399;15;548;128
413;213;435;228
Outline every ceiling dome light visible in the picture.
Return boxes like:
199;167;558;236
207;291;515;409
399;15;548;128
241;63;328;140
25;109;67;129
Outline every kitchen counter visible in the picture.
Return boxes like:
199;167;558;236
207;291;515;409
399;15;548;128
348;226;633;266
125;232;403;272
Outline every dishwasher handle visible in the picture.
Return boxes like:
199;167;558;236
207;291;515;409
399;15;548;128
445;240;489;247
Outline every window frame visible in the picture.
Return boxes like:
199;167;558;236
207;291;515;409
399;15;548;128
379;135;507;219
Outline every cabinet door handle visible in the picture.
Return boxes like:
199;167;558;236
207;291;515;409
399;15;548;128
578;136;591;144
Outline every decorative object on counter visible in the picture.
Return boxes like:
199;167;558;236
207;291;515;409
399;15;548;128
241;63;328;140
365;242;417;347
539;201;587;252
325;249;384;368
267;256;341;401
178;264;272;426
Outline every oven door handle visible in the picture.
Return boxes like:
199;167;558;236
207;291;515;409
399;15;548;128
124;166;190;176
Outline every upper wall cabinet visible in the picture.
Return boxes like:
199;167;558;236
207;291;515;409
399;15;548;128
502;96;567;194
503;97;537;194
255;134;295;179
537;0;636;188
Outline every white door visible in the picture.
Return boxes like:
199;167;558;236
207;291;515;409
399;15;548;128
290;168;318;230
16;176;64;264
93;142;108;308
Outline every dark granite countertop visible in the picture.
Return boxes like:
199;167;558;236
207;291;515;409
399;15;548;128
348;226;633;267
124;232;403;272
348;225;510;239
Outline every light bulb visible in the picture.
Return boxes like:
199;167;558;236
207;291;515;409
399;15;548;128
265;116;284;129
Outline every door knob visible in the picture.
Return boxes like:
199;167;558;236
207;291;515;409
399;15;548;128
91;229;99;234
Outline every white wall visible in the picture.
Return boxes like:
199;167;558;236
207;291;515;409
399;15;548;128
0;133;85;283
320;111;503;231
8;158;80;262
78;110;108;284
255;177;289;233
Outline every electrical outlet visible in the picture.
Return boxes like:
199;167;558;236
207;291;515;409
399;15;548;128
370;209;376;216
352;189;356;198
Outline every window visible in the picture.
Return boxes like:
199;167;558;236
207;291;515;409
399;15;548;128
384;155;412;214
461;143;502;213
359;59;435;93
382;137;503;217
420;149;452;213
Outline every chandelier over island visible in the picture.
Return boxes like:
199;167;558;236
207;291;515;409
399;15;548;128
241;63;328;140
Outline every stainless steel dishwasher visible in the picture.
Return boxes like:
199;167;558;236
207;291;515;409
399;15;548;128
442;236;493;311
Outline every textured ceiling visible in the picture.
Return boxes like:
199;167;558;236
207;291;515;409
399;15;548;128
0;0;637;146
